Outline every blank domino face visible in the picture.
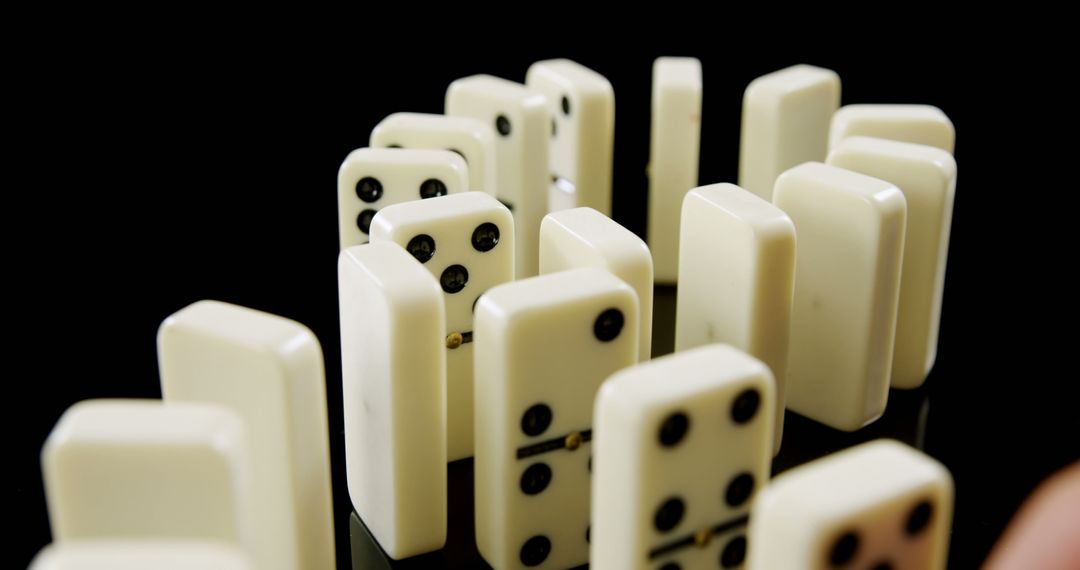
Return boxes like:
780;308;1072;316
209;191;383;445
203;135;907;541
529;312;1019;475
738;64;840;201
42;400;253;546
30;542;252;570
592;345;775;570
774;163;907;431
748;440;953;570
540;207;653;361
525;59;615;215
158;301;336;570
828;137;957;389
648;56;702;283
474;268;639;569
370;112;497;196
370;191;514;461
829;105;955;153
675;183;794;453
337;147;468;249
339;242;447;558
445;74;548;278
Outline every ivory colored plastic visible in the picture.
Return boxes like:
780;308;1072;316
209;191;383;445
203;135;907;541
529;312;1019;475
29;541;252;570
829;105;955;153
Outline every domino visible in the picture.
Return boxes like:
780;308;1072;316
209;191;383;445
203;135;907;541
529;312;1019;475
42;400;253;547
674;183;794;453
747;439;954;570
339;241;447;558
829;105;955;153
29;542;252;570
828;137;958;389
540;206;653;361
474;267;639;569
591;344;776;570
370;191;514;461
647;56;702;283
445;74;548;278
158;301;336;570
738;64;841;201
338;147;468;249
773;162;907;431
369;112;497;196
525;59;615;215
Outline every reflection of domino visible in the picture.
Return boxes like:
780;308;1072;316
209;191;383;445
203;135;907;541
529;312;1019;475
675;183;794;453
526;59;615;216
738;64;840;201
158;301;336;570
29;541;252;570
829;105;955;153
445;74;548;278
647;57;702;284
592;345;775;570
339;242;446;558
370;112;497;196
774;162;906;431
42;400;254;549
749;439;954;570
828;137;957;389
474;268;638;569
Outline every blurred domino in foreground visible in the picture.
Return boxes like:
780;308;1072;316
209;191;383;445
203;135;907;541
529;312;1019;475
748;439;953;570
29;541;251;570
829;105;955;153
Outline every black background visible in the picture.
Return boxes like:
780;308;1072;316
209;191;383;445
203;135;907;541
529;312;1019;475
14;32;1076;569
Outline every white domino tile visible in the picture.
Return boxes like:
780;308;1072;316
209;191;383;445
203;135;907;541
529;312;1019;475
828;137;957;389
773;162;907;431
647;56;702;283
370;112;497;196
158;301;336;570
591;344;775;570
829;105;955;154
29;541;252;570
675;183;794;452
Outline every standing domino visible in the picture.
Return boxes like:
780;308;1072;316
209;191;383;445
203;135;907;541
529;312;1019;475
42;400;253;547
474;268;639;569
29;542;252;570
738;64;840;200
339;242;447;558
829;105;955;153
158;301;336;570
748;439;954;570
591;344;775;570
828;137;957;389
773;163;906;431
445;74;548;278
540;207;653;361
338;147;468;249
370;192;514;461
526;59;615;215
370;112;497;196
647;57;702;283
675;183;794;452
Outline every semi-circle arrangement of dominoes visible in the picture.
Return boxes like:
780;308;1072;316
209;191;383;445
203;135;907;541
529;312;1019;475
31;58;959;569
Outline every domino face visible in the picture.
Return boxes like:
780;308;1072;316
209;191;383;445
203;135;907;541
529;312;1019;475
748;440;954;570
370;191;514;461
592;344;776;570
445;74;549;278
829;105;955;154
370;112;497;197
828;137;957;389
773;163;907;431
157;301;336;570
738;64;840;201
525;59;615;215
42;400;253;546
675;183;794;453
338;147;468;249
474;267;639;569
30;542;252;570
648;56;702;283
540;207;653;361
339;242;447;558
